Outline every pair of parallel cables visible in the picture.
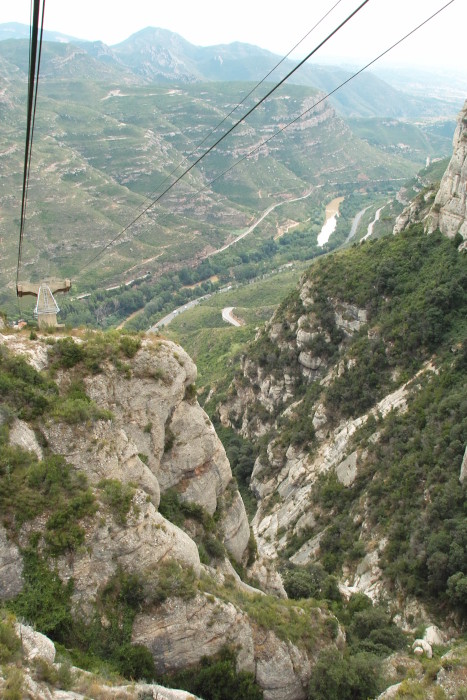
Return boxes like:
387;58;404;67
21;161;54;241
16;0;46;289
16;0;456;279
80;0;456;273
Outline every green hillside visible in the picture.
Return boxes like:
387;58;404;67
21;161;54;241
0;42;419;323
215;223;467;619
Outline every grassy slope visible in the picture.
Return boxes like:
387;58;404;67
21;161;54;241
0;58;420;319
164;265;304;390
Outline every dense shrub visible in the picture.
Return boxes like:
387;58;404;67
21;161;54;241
116;643;156;680
308;648;382;700
166;646;263;700
0;447;96;553
119;334;141;358
147;560;198;605
0;346;56;419
0;613;21;663
282;564;326;600
10;551;74;640
49;337;84;368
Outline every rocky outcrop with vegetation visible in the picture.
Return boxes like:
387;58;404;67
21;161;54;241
428;98;467;242
1;105;467;699
0;329;342;700
394;98;467;246
219;219;466;628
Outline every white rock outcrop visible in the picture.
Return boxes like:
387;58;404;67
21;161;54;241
412;638;433;658
0;525;23;599
133;593;314;700
423;624;446;646
220;489;251;562
460;445;467;484
15;623;56;664
159;400;231;515
0;333;334;700
41;336;249;563
428;99;467;241
9;418;43;460
56;491;201;611
133;593;255;675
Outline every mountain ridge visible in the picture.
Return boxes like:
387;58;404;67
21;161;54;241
0;22;461;118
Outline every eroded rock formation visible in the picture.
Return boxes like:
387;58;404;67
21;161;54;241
428;99;467;242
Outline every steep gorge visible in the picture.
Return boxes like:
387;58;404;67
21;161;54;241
0;98;466;700
0;329;340;700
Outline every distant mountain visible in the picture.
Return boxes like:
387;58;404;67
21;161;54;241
0;22;456;318
0;38;142;84
0;21;79;44
373;64;467;103
111;27;286;84
0;23;461;118
110;27;460;118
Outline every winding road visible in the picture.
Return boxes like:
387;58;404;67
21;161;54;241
361;201;392;241
207;189;316;258
222;307;243;327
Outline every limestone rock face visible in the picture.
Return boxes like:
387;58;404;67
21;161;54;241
424;624;445;646
81;339;197;481
393;191;430;235
393;100;467;243
159;400;231;515
333;302;367;335
45;420;161;505
56;491;201;612
218;240;445;608
249;558;288;597
219;275;372;445
133;592;315;700
345;549;384;602
220;489;251;562
460;445;467;484
15;623;56;664
9;418;43;460
2;624;202;699
412;638;433;658
0;525;23;600
1;332;333;700
335;450;358;486
0;332;49;370
2;335;250;606
42;336;249;562
428;99;467;241
133;593;255;675
249;370;419;572
254;628;311;700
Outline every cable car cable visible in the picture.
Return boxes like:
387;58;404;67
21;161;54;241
144;0;346;202
80;0;371;271
81;0;454;277
16;0;46;289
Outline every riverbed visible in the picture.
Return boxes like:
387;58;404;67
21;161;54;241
317;196;345;247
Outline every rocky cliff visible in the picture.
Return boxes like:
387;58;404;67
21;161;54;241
394;99;467;244
0;329;339;700
427;99;467;242
218;216;466;630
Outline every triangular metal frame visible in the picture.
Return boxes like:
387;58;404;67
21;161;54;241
34;283;60;318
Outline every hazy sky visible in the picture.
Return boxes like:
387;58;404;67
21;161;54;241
0;0;464;70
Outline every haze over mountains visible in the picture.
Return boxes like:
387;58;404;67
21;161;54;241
0;22;464;115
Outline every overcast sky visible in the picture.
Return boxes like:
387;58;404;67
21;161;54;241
0;0;464;70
